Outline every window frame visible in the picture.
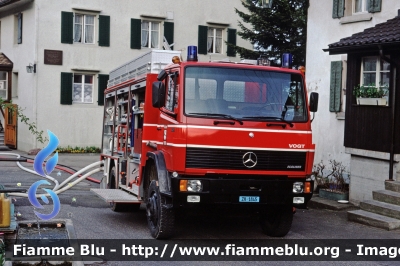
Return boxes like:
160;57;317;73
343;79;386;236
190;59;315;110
72;73;94;104
0;71;8;100
141;20;161;49
14;13;23;44
257;0;273;8
207;27;223;54
353;0;369;14
360;56;390;88
358;56;390;105
164;73;179;112
73;13;96;44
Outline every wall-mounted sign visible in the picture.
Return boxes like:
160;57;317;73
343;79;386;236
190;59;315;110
44;50;63;65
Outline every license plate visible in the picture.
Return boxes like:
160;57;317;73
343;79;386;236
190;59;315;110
239;196;260;203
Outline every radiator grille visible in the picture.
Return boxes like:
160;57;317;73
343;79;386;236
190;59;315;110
186;147;306;171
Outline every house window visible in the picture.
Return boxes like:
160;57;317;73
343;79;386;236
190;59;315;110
361;57;390;88
14;13;22;44
74;14;95;44
141;21;160;48
207;28;223;54
354;0;369;13
73;74;93;103
360;56;390;102
0;71;7;99
334;0;381;20
12;72;18;98
258;0;273;8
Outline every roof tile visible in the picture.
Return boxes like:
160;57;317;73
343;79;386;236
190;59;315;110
0;53;13;67
329;15;400;48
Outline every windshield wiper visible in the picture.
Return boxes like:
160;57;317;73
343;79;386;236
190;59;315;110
242;116;293;128
188;113;243;125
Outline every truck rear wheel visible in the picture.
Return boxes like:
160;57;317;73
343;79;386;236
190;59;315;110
146;180;174;239
109;166;140;212
259;205;293;237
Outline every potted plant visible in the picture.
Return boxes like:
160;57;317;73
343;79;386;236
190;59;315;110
353;83;388;106
312;160;349;201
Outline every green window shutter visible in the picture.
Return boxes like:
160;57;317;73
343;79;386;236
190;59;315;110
98;74;109;106
332;0;345;18
198;25;208;55
61;11;73;44
130;18;141;49
368;0;382;13
329;61;342;112
60;72;73;105
164;22;174;50
99;15;110;47
227;28;237;57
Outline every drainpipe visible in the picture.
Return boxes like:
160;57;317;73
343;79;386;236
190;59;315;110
379;45;397;181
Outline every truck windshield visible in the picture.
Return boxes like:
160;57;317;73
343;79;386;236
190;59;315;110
184;66;307;122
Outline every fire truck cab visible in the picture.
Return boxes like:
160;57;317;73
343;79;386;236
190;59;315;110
91;47;319;239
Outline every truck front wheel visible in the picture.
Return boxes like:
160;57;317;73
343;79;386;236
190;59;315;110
259;205;293;237
146;180;174;239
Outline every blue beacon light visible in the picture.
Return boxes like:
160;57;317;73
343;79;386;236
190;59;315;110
187;46;198;62
282;53;293;69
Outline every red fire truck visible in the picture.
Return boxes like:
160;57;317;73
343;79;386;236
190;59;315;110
91;47;319;239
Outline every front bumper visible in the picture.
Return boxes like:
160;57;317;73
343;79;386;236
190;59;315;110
171;177;313;209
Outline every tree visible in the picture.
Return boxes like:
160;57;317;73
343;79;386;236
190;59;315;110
232;0;309;66
0;97;48;144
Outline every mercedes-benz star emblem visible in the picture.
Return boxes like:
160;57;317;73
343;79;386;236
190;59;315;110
243;152;258;168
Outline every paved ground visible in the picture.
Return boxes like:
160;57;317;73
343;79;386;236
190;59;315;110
1;150;400;265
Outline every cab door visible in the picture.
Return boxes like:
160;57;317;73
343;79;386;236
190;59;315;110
157;71;183;169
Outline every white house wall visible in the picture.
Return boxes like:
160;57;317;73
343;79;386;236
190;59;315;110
0;2;37;150
306;0;400;169
0;0;252;151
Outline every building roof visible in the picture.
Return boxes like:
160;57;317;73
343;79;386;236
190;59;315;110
0;53;13;68
0;0;33;11
325;15;400;54
0;0;23;7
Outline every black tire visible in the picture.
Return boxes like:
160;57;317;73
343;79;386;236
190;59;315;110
259;205;293;237
146;180;174;239
109;166;141;212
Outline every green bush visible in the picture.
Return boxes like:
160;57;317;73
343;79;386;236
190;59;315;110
56;146;101;153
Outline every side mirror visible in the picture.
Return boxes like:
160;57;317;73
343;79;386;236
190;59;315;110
309;92;319;112
157;70;168;81
152;81;165;108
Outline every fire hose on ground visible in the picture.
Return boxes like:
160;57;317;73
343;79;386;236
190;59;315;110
0;152;104;198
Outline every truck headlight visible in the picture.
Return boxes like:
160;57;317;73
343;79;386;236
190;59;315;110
179;180;203;192
293;182;304;193
187;180;203;192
